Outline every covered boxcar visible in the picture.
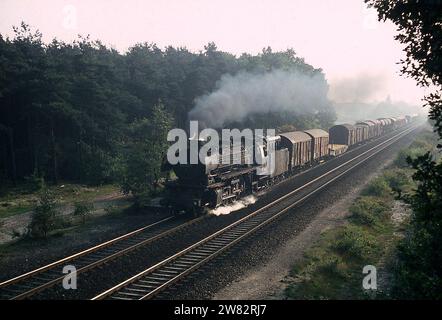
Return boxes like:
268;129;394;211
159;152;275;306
371;119;382;137
354;125;365;143
395;116;407;127
377;118;386;134
271;149;289;178
378;118;393;132
303;129;329;162
267;136;289;178
356;121;375;139
329;124;356;146
279;131;312;170
389;117;398;130
406;114;419;123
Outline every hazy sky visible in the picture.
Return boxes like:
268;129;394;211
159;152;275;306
0;0;428;105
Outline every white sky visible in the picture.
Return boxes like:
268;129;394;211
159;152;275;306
0;0;428;105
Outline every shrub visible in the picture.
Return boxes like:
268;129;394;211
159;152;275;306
104;203;118;215
383;169;413;198
349;196;390;226
23;172;44;192
73;201;94;224
394;148;426;168
362;177;391;197
316;254;347;278
29;188;57;238
409;138;433;151
334;225;378;260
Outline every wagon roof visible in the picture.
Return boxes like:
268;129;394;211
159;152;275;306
368;119;381;125
303;129;329;138
279;131;311;143
378;118;392;124
356;121;375;126
330;123;355;130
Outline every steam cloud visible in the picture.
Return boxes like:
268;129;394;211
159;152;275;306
328;73;387;103
333;97;424;124
210;195;257;216
188;69;330;128
328;73;425;123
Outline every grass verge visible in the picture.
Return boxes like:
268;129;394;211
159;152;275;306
0;183;120;219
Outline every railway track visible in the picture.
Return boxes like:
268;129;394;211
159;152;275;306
0;215;203;300
92;124;419;300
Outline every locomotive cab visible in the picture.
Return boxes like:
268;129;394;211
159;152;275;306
165;134;256;215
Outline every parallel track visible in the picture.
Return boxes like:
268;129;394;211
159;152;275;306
92;125;419;300
0;215;203;299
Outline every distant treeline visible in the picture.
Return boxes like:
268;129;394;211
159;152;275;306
0;23;335;189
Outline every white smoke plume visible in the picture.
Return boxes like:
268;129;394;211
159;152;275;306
188;69;330;128
210;195;257;216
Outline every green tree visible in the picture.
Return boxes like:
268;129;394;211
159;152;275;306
119;102;173;205
73;200;94;224
395;153;442;298
366;0;442;298
29;187;57;238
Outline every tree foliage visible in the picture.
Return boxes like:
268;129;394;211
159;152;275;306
73;200;94;224
366;0;442;298
29;187;57;238
119;102;173;203
0;23;335;189
395;152;442;298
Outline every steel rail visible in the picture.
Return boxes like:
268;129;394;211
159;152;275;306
0;214;204;300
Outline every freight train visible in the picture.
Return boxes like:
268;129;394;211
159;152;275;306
165;114;419;215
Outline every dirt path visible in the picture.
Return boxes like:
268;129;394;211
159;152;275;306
213;157;396;300
0;192;131;244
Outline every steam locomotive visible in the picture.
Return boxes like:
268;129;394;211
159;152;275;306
165;114;419;215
